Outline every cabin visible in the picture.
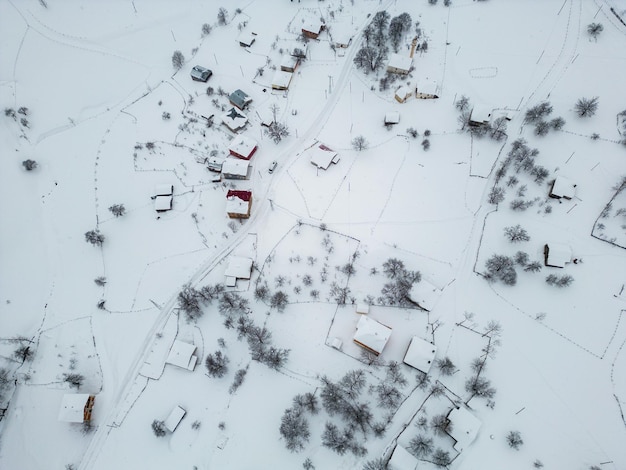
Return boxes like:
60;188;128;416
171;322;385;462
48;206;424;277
166;340;198;371
415;80;439;99
280;55;299;73
408;279;442;312
394;86;412;103
549;176;577;200
222;158;250;179
544;242;573;268
309;143;339;170
387;53;412;74
224;255;253;286
403;336;437;374
229;89;252;110
164;405;186;433
446;406;481;452
226;190;252;219
58;394;95;423
469;105;492;127
154;184;173;212
272;70;294;91
384;111;400;125
353;315;392;356
238;31;256;48
388;444;419;470
302;20;324;39
228;135;258;160
221;107;248;133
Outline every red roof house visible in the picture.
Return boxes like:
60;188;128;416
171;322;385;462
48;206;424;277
228;135;258;160
226;190;252;218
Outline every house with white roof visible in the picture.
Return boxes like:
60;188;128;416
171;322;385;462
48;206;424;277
226;190;252;219
403;336;437;374
415;80;439;99
280;55;299;73
58;394;95;423
544;242;573;268
154;184;173;212
222;107;248;133
549;175;577;200
224;256;253;287
394;86;412;103
353;315;392;356
446;406;481;452
228;135;258;160
387;53;412;74
469;105;492;126
165;340;198;371
164;405;186;432
385;111;400;125
308;143;339;170
238;31;256;48
408;279;442;311
272;70;294;91
221;158;250;179
387;444;419;470
302;20;324;39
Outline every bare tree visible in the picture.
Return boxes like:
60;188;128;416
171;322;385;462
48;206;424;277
22;159;38;171
217;7;228;25
587;23;604;40
152;419;167;437
353;46;388;73
265;122;290;144
408;433;434;458
84;230;105;246
503;224;530;243
352;135;368;151
506;430;524;450
280;407;310;452
435;357;456;375
205;350;229;378
172;50;185;70
575;97;599;117
108;204;126;217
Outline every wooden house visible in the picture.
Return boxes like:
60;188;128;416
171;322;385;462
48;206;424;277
353;315;391;356
58;394;95;423
226;189;252;218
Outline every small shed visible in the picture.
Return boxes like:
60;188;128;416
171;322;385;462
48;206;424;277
387;53;412;74
166;340;198;371
58;394;95;423
385;111;400;125
154;184;173;196
272;70;294;91
549;176;576;200
164;405;186;432
388;444;419;470
447;406;481;452
394;86;412;103
225;256;253;286
355;303;370;314
154;184;173;212
544;242;572;268
222;158;250;179
403;336;437;374
226;190;253;219
228;135;258;160
229;89;252;110
238;31;256;48
309;143;339;170
302;20;324;39
408;279;442;312
353;315;392;356
280;55;299;73
221;108;248;133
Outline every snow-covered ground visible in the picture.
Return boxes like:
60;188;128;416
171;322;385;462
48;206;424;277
1;0;625;469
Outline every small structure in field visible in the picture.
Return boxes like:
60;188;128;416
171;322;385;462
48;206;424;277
388;444;419;470
226;190;252;219
415;80;439;99
154;184;173;212
280;55;299;73
272;70;294;91
302;20;324;39
353;315;392;356
387;53;412;74
166;340;198;371
544;242;573;268
222;107;248;133
408;279;442;312
549;176;577;200
469;105;492;127
332;31;353;49
385;111;400;125
355;303;370;315
403;336;437;374
58;394;95;423
229;89;252;110
228;135;258;160
222;158;250;180
224;255;253;286
446;406;481;452
238;31;256;48
309;143;339;170
207;156;225;172
164;405;186;433
394;86;412;103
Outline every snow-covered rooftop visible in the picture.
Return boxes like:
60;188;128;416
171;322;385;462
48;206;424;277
164;405;186;432
545;242;573;268
228;135;258;160
385;111;400;124
272;70;293;90
222;107;248;132
154;184;173;196
550;175;576;199
222;158;250;178
165;340;198;371
154;195;172;212
225;256;253;280
447;406;481;452
408;279;442;311
58;394;93;423
470;104;492;124
308;144;339;170
387;444;419;470
403;336;437;374
387;53;412;73
353;315;392;356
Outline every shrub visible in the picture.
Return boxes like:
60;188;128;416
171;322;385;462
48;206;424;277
205;350;229;378
63;373;84;390
108;204;126;217
152;419;167;437
506;430;524;450
85;230;105;246
435;357;456;375
22;159;38;171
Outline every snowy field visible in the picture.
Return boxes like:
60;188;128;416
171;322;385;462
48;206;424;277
1;0;626;469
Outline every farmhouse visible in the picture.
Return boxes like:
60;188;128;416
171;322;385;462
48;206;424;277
224;255;253;286
228;135;258;160
549;175;577;200
272;70;294;91
446;406;481;453
308;143;339;170
222;159;250;179
544;242;573;268
165;340;198;371
408;279;442;311
387;53;412;74
353;315;392;356
469;105;492;126
58;394;95;423
415;80;439;99
280;55;299;73
154;184;173;212
385;111;400;125
225;190;252;219
388;444;419;470
394;86;411;103
221;107;248;133
229;89;252;110
302;20;324;39
403;336;437;374
238;31;256;48
164;405;186;433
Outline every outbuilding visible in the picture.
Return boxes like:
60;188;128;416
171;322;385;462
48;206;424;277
309;143;339;170
302;20;324;39
58;394;95;423
154;184;173;212
272;70;294;91
224;255;253;286
544;242;572;268
164;405;186;433
280;55;299;73
549;176;576;200
385;111;400;125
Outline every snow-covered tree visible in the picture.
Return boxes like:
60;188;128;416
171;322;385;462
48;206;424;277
172;50;185;70
575;96;599;118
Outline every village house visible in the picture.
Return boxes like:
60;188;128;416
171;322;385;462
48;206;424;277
224;255;253;287
388;444;419;470
58;394;95;423
302;20;324;39
221;107;248;133
469;105;492;127
415;80;439;99
228;135;258;160
164;405;186;433
272;70;294;91
446;406;482;453
353;315;392;356
549;175;577;200
544;242;573;268
308;143;339;170
154;183;173;212
403;336;437;375
408;279;442;312
384;111;400;125
165;340;198;371
387;53;412;74
229;89;252;110
394;86;412;103
222;159;250;180
280;55;299;73
238;31;256;48
226;189;252;218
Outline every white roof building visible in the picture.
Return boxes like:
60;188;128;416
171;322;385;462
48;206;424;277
355;303;370;314
221;158;250;179
58;394;95;423
164;405;186;432
394;86;411;103
154;184;173;196
221;107;248;132
280;55;299;72
387;53;412;74
154;195;173;212
544;242;573;268
228;135;258;160
388;444;419;470
550;176;576;199
166;340;198;371
470;105;492;125
385;111;400;124
415;79;439;98
225;256;253;286
238;31;256;47
272;70;294;90
309;144;339;170
408;279;442;311
447;406;481;452
403;336;437;374
353;315;392;356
